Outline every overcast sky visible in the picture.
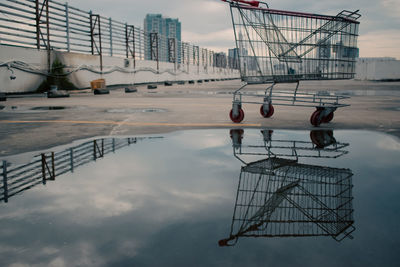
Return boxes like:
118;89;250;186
65;0;400;59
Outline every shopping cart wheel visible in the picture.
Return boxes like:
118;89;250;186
310;130;336;148
229;109;245;123
260;104;274;118
322;111;334;123
230;129;244;139
310;110;322;127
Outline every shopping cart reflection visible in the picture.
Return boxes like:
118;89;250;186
219;129;354;246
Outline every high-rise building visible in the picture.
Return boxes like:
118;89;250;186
214;52;227;68
144;14;181;63
228;48;239;69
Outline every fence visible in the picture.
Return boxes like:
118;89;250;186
0;0;234;71
0;136;161;203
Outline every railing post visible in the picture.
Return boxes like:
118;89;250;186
168;38;176;71
70;148;74;172
2;160;8;203
51;152;55;180
45;0;50;72
101;139;104;156
195;46;198;74
109;18;113;56
93;140;97;160
133;26;136;69
35;0;40;49
41;154;46;184
150;32;159;71
206;49;209;73
125;23;128;58
182;42;185;65
90;14;103;72
35;0;51;71
89;11;93;54
65;2;70;52
98;16;103;72
187;44;190;73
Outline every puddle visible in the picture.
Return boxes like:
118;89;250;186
1;106;76;113
334;90;400;96
0;129;399;266
106;108;167;113
31;106;67;110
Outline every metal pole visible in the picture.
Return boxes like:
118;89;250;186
35;0;40;49
70;148;74;173
197;46;199;74
98;16;103;72
156;34;159;71
125;23;128;58
93;140;97;160
109;18;113;56
2;161;8;203
133;26;136;69
51;152;55;180
65;2;70;52
89;11;93;55
45;0;50;72
41;154;46;184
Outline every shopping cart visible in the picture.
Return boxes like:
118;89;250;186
219;129;355;246
221;0;361;126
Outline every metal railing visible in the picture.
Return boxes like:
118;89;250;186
0;0;236;70
0;136;161;203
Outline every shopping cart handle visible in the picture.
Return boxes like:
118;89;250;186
221;0;260;7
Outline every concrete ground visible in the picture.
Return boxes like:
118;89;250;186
0;79;399;156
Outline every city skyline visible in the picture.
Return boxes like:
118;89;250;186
144;14;182;63
24;0;400;59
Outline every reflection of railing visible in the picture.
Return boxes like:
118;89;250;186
220;130;354;246
0;137;161;203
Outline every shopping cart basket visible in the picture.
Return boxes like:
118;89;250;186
221;0;361;126
219;129;355;245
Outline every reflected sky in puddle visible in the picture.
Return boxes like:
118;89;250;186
0;130;400;266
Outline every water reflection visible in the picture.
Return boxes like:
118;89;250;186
0;136;162;203
220;130;354;246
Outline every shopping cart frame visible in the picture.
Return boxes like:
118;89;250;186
222;0;361;126
220;129;355;246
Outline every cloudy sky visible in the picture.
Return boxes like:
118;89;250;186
65;0;400;59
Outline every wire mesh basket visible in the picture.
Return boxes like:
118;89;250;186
229;1;360;83
220;129;355;246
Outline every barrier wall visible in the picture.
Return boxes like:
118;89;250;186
355;58;400;81
0;45;239;93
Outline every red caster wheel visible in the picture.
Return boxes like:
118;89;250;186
310;130;336;148
260;104;274;118
310;110;322;127
322;112;334;123
230;129;244;145
229;108;244;123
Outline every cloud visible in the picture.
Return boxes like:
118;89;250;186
381;0;400;18
182;28;235;50
358;30;400;59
